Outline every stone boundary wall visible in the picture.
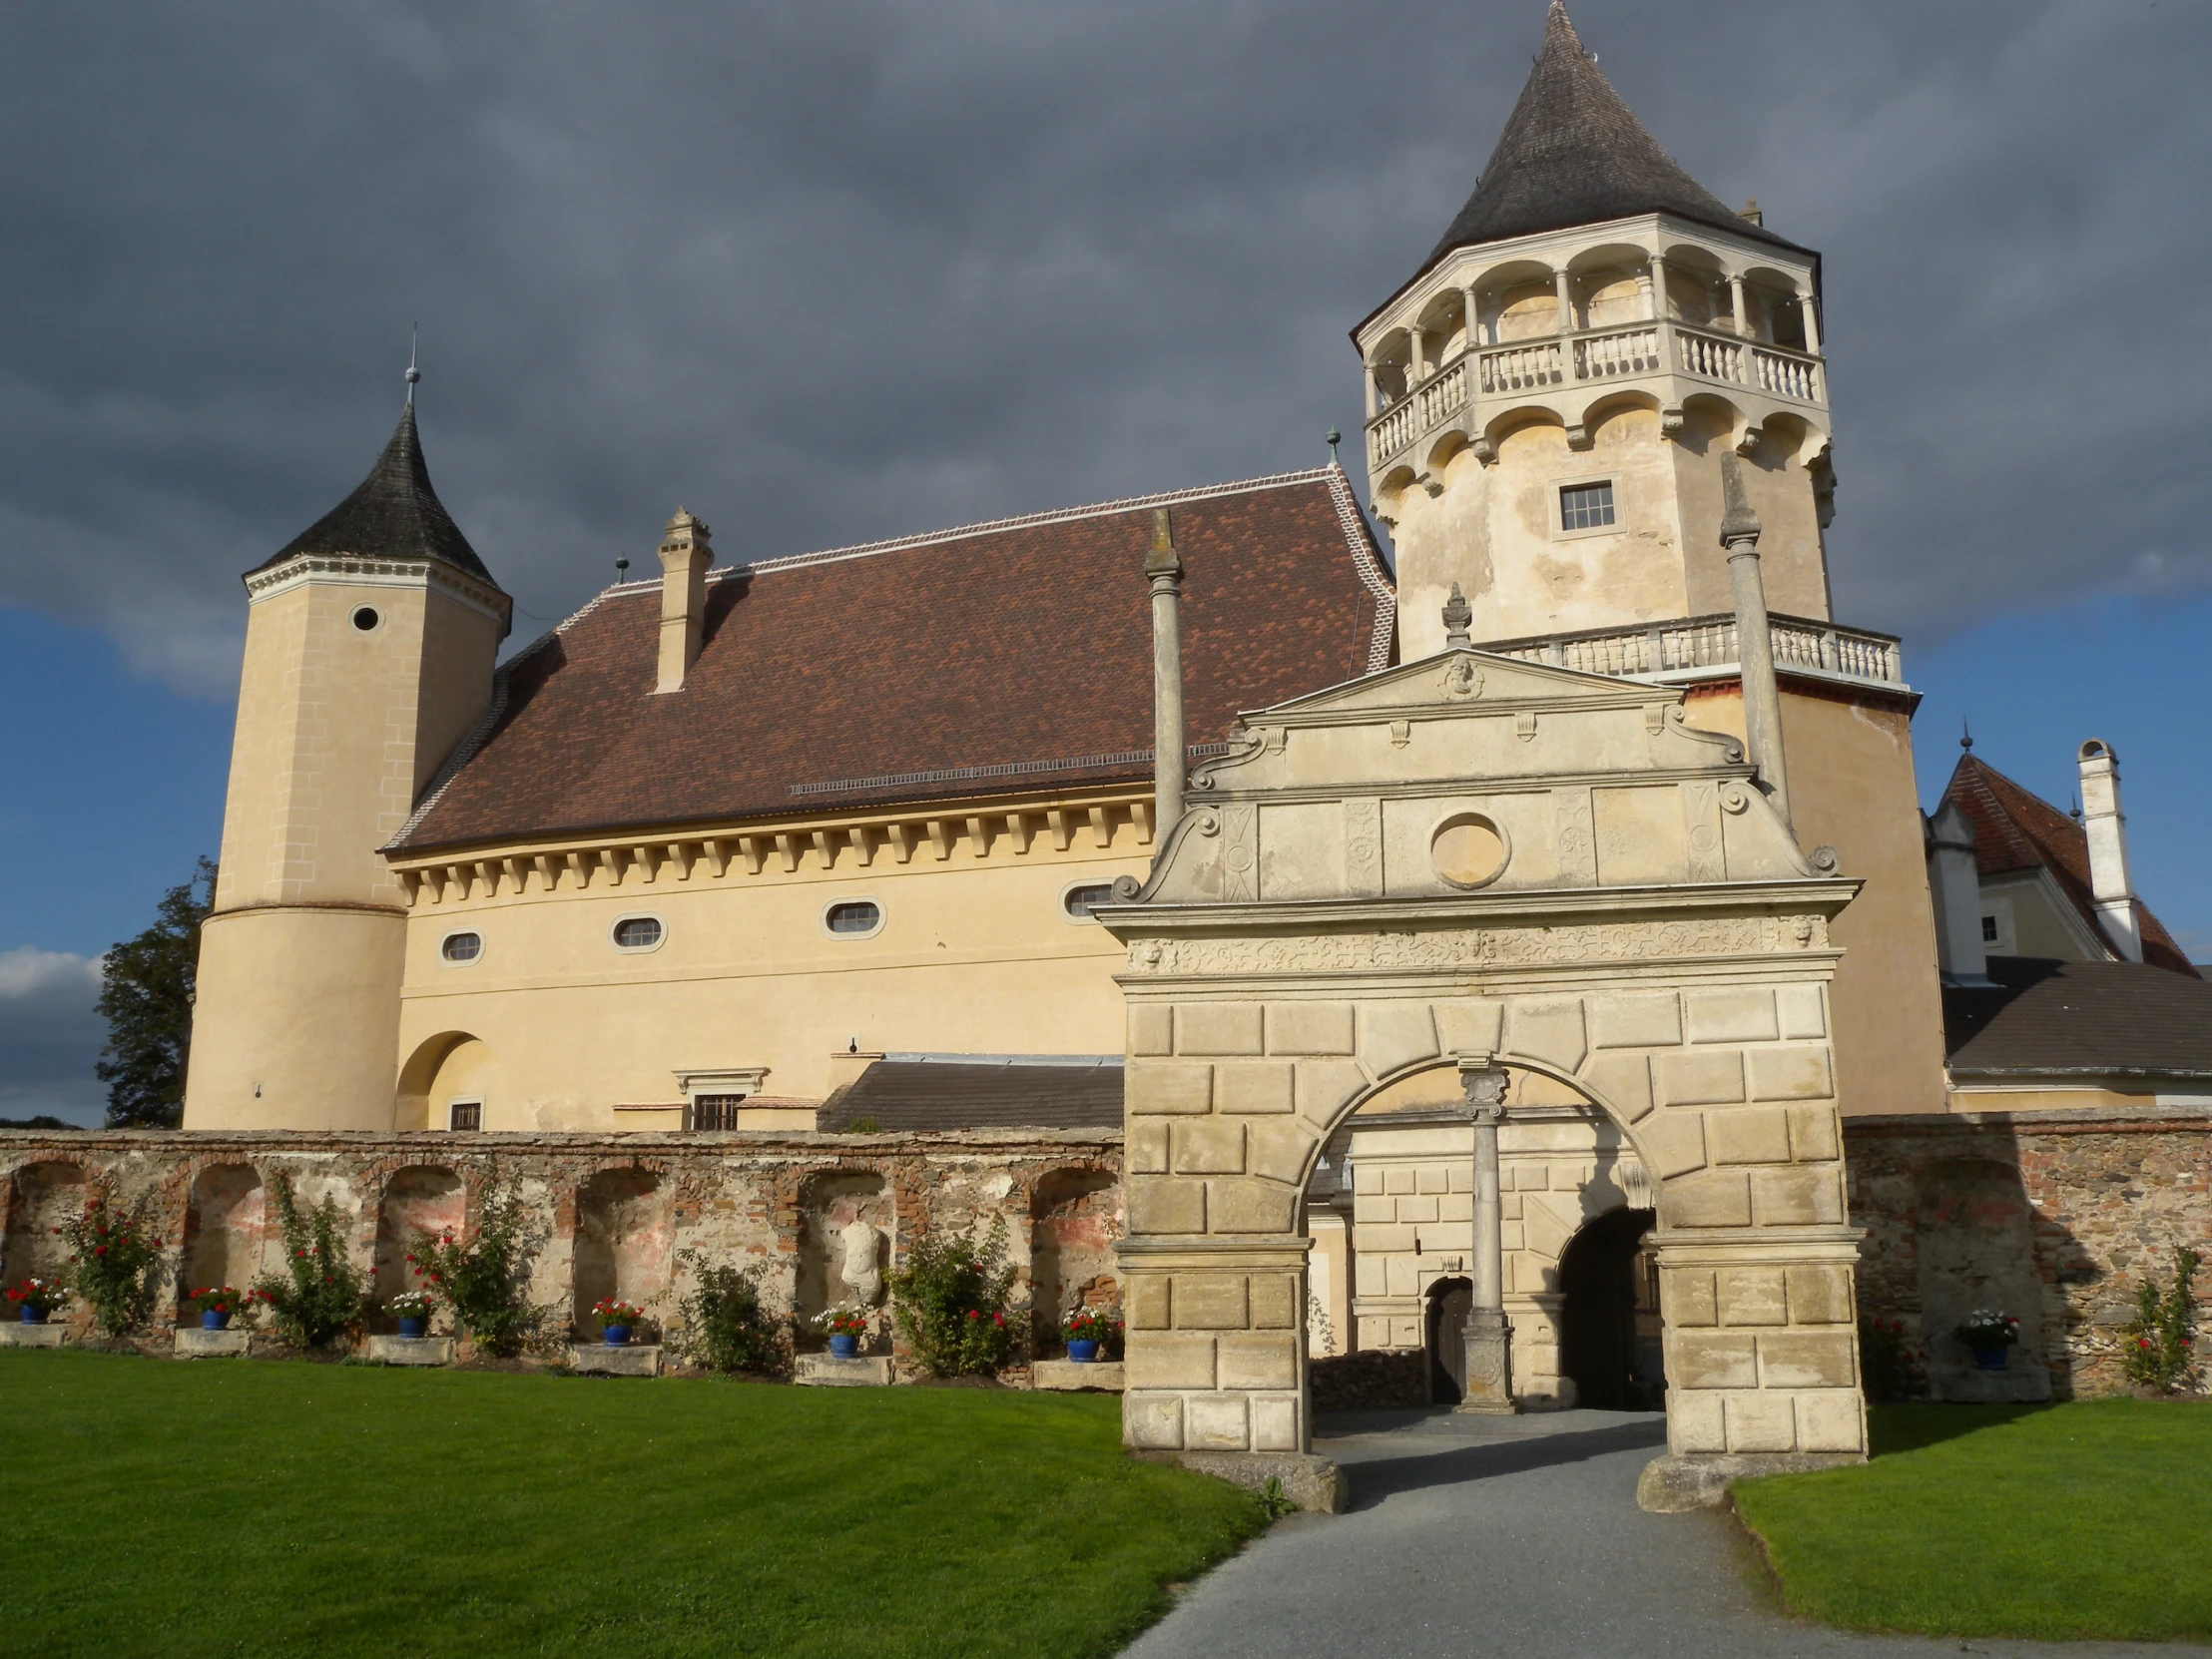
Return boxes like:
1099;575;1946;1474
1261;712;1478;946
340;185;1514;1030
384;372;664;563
0;1128;1122;1351
1846;1106;2212;1399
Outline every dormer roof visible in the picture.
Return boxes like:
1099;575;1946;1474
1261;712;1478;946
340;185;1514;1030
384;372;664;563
252;402;496;586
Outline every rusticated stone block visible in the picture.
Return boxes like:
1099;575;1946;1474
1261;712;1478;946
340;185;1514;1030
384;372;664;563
1579;1052;1655;1122
1505;999;1588;1072
1640;1110;1707;1178
1775;983;1827;1040
1248;1274;1296;1330
1665;1268;1718;1327
1670;1332;1757;1388
1655;1050;1746;1107
1588;991;1682;1050
1359;1004;1439;1078
1184;1393;1250;1450
1216;1061;1296;1115
1664;1170;1752;1228
1433;999;1504;1057
1130;1004;1174;1056
1216;1333;1300;1390
1725;1391;1798;1453
1245;1120;1314;1186
1127;1333;1217;1389
1716;1268;1788;1327
1752;1166;1843;1226
1127;1277;1172;1330
1127;1061;1213;1115
1266;1002;1355;1055
1208;1180;1298;1234
1172;1274;1248;1329
1757;1332;1856;1389
1668;1388;1727;1454
1785;1264;1853;1326
1124;1392;1185;1449
1748;1046;1834;1102
1706;1107;1792;1167
1248;1397;1303;1455
1787;1103;1840;1163
1127;1118;1170;1174
1686;989;1779;1044
1795;1389;1867;1453
1178;1004;1264;1056
1126;1177;1206;1235
1171;1120;1246;1176
1296;1059;1372;1131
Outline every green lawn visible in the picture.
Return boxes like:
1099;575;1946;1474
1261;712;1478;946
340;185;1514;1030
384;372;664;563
0;1350;1262;1658
1733;1400;2212;1643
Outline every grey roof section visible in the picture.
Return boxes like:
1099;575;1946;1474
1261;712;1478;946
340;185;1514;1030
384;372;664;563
252;402;496;584
1944;958;2212;1078
824;1058;1124;1133
1428;2;1805;265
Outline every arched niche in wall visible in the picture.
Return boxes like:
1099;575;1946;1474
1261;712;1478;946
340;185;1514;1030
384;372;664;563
371;1166;465;1326
795;1171;891;1341
1029;1168;1121;1355
2;1162;87;1287
571;1168;671;1338
1915;1158;2051;1404
182;1165;267;1296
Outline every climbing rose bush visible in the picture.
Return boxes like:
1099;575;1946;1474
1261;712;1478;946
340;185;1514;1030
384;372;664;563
251;1174;364;1349
2123;1248;2201;1394
889;1216;1019;1377
58;1191;167;1335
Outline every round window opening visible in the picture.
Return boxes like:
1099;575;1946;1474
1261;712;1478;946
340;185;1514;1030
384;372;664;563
1430;814;1509;889
351;606;381;632
611;915;664;950
826;900;881;935
440;930;482;964
1062;882;1115;921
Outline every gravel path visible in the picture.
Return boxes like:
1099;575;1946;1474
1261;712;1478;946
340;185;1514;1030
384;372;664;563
1122;1407;2207;1659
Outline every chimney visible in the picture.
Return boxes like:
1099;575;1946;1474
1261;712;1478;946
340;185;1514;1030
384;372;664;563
1145;507;1187;831
655;508;712;694
1924;802;1990;985
1718;452;1790;826
2076;739;2142;961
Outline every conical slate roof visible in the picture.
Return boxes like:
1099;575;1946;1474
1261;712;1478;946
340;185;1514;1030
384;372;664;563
1428;1;1802;262
253;402;495;584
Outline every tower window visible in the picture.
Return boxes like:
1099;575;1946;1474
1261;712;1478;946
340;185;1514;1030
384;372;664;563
1062;881;1116;921
351;606;381;632
1981;915;1999;944
447;1099;483;1132
1559;482;1615;531
689;1094;746;1131
611;914;665;951
440;930;483;964
825;899;883;937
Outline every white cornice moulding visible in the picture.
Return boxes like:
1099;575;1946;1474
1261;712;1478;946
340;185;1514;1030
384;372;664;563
245;553;511;627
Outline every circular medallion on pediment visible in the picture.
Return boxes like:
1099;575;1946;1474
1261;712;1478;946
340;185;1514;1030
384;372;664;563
1430;813;1509;889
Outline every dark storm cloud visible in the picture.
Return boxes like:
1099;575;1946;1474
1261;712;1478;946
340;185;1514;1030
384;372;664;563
0;948;104;1123
0;0;2206;695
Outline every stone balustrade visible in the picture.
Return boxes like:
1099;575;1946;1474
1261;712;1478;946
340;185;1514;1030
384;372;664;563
1478;612;1904;689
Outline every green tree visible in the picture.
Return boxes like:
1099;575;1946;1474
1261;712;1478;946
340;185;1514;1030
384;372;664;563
95;856;215;1128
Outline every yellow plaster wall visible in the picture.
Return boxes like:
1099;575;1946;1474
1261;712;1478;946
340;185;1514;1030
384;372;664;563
1683;683;1947;1116
394;806;1153;1130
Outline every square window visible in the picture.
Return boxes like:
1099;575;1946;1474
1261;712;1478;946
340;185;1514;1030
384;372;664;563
689;1094;746;1132
1559;481;1615;531
1980;915;1999;943
448;1100;483;1132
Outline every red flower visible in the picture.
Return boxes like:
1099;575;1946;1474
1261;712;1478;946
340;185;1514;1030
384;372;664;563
94;1246;106;1257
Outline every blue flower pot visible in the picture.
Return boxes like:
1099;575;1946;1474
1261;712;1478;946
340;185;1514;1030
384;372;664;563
397;1317;427;1339
21;1307;46;1326
1067;1338;1100;1364
828;1333;859;1360
1972;1346;2008;1373
603;1324;632;1347
202;1309;231;1331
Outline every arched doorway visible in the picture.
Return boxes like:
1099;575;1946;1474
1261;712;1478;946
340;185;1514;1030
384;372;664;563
1426;1276;1472;1404
1557;1208;1660;1410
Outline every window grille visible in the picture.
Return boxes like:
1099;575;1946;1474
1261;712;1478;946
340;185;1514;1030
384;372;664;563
1981;915;1999;944
441;931;482;963
1559;481;1615;530
1062;882;1115;920
448;1100;483;1132
612;915;664;949
826;900;881;935
689;1095;746;1132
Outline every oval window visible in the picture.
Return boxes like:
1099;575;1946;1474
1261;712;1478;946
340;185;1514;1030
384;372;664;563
1062;882;1115;921
611;915;665;950
825;900;882;936
351;606;381;632
1430;814;1509;889
440;931;483;964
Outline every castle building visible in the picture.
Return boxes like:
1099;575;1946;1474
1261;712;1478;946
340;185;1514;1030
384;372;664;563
123;1;2204;1440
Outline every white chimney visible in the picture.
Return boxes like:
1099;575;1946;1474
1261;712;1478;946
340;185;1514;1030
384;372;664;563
1924;802;1990;985
2076;739;2141;962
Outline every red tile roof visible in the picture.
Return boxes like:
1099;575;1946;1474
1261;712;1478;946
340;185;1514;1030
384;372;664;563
393;469;1394;851
1939;753;2198;977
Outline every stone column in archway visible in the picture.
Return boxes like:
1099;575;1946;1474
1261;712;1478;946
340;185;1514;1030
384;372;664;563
1457;1058;1514;1413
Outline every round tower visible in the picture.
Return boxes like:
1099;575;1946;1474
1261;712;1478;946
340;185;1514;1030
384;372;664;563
1358;0;1836;658
184;395;510;1130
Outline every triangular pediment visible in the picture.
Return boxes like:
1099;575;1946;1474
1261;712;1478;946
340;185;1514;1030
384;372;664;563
1249;647;1660;727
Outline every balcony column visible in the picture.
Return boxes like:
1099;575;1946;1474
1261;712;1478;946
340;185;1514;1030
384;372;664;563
1728;272;1750;338
1801;289;1822;355
1460;284;1479;355
1408;326;1428;385
1646;253;1669;321
1364;357;1379;419
1553;269;1574;332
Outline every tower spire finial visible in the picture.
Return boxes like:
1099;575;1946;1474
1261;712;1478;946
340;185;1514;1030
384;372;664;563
405;323;420;406
1960;719;1973;752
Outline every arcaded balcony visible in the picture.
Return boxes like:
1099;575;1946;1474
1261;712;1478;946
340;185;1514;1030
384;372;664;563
1478;612;1903;690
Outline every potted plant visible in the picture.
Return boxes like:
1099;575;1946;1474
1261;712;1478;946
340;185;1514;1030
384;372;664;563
188;1285;259;1331
1060;1306;1122;1364
1954;1309;2020;1371
386;1288;437;1339
817;1304;871;1360
6;1278;70;1325
592;1298;644;1347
